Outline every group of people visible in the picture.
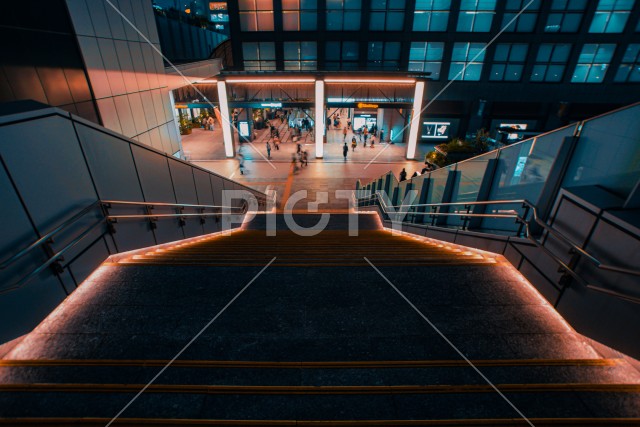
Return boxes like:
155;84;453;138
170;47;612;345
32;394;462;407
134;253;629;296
201;116;215;131
398;162;438;182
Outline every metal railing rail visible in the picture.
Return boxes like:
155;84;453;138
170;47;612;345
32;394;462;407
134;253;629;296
0;199;255;295
360;191;640;304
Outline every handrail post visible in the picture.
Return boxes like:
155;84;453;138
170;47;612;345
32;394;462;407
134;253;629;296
461;204;471;230
517;203;530;237
41;238;63;275
146;205;157;230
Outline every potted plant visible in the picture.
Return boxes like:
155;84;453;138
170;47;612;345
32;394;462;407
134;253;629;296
179;117;192;135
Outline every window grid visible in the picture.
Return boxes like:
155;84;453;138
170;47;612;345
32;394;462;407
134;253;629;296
545;0;587;33
238;0;274;31
243;42;276;70
282;0;318;31
571;44;616;83
531;43;572;82
413;0;450;31
284;41;318;70
490;43;529;81
457;0;497;32
614;44;640;82
326;0;361;31
408;41;444;79
448;42;487;81
589;0;635;33
502;0;541;32
325;41;360;70
370;0;406;31
367;41;401;70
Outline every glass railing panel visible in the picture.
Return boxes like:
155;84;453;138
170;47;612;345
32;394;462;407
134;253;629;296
481;123;576;232
447;152;497;227
563;103;640;199
425;166;452;206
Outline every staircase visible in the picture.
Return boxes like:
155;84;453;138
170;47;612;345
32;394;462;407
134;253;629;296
0;214;639;426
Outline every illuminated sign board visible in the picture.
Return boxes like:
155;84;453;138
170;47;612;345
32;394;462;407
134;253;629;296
500;123;528;140
238;121;250;137
422;121;450;139
357;102;378;109
261;102;282;108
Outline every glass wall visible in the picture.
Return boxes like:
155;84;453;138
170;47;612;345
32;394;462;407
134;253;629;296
563;103;640;198
360;103;640;234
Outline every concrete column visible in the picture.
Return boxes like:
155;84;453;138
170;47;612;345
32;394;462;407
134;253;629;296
407;81;425;159
315;80;325;158
216;81;234;158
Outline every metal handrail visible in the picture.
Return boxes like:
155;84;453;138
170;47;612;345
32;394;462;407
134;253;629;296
0;199;256;294
360;191;640;304
102;200;244;210
0;201;102;270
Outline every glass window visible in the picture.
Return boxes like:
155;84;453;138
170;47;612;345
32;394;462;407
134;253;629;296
530;43;571;82
589;0;634;33
502;0;540;32
370;0;405;30
326;0;361;30
457;0;496;32
571;44;615;83
243;42;276;70
282;0;317;30
325;41;359;70
545;0;586;32
239;0;274;31
614;44;640;82
413;0;450;31
490;43;528;81
284;41;317;70
409;42;444;79
367;41;401;70
449;42;486;81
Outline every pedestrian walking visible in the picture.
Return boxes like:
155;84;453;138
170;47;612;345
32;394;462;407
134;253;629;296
291;153;299;174
399;168;407;182
343;142;348;160
343;126;348;141
239;153;246;175
266;141;271;159
370;135;375;147
297;143;302;154
274;136;280;150
351;137;357;152
302;150;308;166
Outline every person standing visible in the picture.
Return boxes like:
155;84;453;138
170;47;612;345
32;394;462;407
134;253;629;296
363;126;369;143
266;141;271;159
207;116;214;131
343;142;348;160
380;129;385;143
343;126;348;142
274;136;280;150
239;153;246;175
351;136;357;152
370;135;375;148
399;168;407;182
302;150;308;167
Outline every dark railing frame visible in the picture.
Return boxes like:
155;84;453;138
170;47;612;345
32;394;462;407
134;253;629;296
359;192;640;305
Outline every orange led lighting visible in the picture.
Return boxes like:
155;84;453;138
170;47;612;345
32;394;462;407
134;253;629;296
225;78;316;83
324;78;416;84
